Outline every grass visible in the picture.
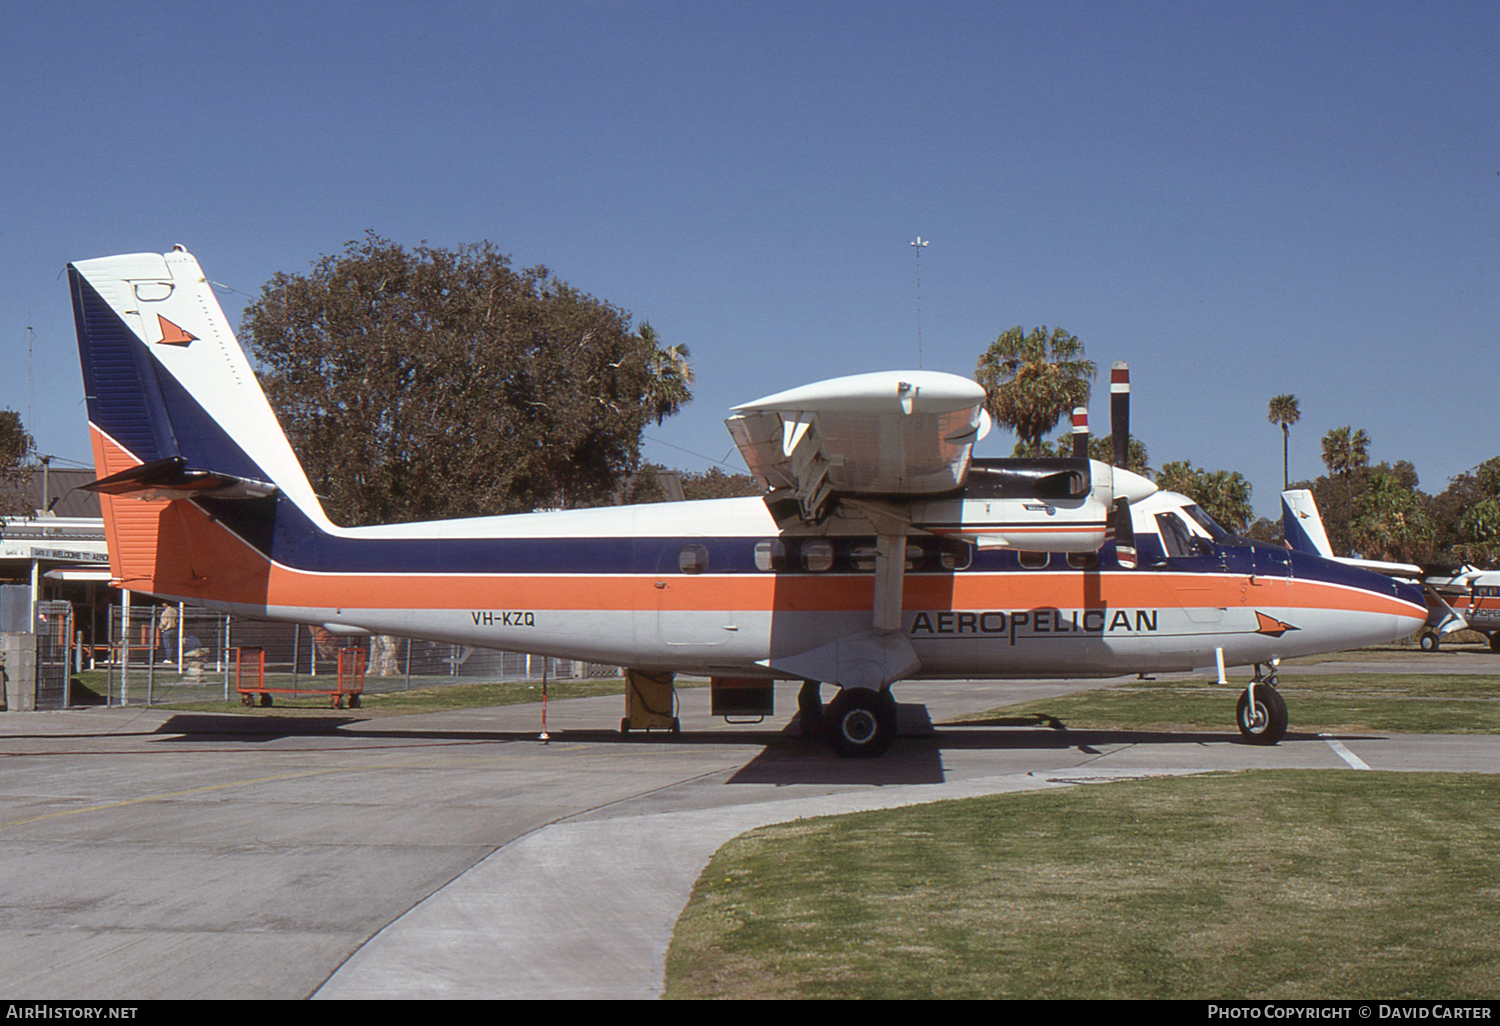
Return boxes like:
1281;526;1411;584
956;673;1500;735
665;771;1500;999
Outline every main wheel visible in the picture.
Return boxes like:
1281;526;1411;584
1489;632;1500;654
797;679;823;738
1419;631;1440;653
824;688;898;758
1236;685;1288;745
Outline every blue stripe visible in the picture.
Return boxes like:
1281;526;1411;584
71;271;176;462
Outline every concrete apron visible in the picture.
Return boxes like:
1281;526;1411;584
314;768;1149;1000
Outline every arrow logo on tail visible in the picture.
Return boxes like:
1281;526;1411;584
156;315;197;346
1255;611;1299;637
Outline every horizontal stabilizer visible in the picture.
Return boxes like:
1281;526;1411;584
83;456;277;501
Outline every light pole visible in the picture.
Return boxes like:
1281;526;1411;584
910;236;928;368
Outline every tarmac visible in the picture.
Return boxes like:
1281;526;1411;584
0;650;1496;999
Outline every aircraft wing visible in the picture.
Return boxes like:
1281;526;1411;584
725;370;991;522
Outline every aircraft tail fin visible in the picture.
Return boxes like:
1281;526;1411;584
1280;488;1335;558
68;247;329;599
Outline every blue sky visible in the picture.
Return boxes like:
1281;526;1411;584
2;1;1495;517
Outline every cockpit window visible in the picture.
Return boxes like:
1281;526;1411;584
1182;504;1232;542
1155;512;1203;559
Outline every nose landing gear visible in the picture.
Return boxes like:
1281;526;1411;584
1236;665;1288;745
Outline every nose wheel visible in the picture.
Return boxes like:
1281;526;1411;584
824;687;899;757
1236;682;1288;745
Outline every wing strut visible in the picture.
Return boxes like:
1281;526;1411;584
873;532;906;634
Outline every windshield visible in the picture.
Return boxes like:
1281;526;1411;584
1182;504;1232;542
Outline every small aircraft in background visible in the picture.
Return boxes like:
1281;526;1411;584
1281;489;1500;653
67;248;1427;755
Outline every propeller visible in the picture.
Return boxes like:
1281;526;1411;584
1070;406;1089;460
1110;361;1130;469
1112;497;1137;569
1107;362;1137;567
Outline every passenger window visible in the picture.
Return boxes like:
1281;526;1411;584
801;539;834;572
754;539;787;572
938;540;973;571
1018;550;1049;569
847;541;925;571
1067;551;1098;570
678;544;709;574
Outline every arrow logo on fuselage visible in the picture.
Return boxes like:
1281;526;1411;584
156;315;197;346
1254;611;1299;637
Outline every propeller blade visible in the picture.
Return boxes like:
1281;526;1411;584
1112;496;1137;569
1070;406;1089;460
1110;361;1130;468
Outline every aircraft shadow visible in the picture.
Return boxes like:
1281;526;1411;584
148;710;1387;780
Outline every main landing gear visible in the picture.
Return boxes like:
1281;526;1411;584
822;686;899;758
1236;664;1288;745
799;680;899;756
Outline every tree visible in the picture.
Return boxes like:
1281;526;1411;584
0;410;34;517
640;323;693;426
1436;457;1500;565
680;466;761;500
1267;394;1300;490
1317;426;1371;555
623;464;761;505
1155;460;1254;534
1321;425;1370;479
1351;469;1435;563
1088;435;1151;477
1244;517;1284;545
975;326;1095;456
1008;432;1150;476
241;234;690;526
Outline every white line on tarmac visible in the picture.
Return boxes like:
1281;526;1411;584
1318;733;1371;770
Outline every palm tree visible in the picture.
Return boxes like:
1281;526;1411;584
975;326;1095;456
1267;394;1300;490
1321;425;1371;555
1321;425;1370;479
638;322;693;425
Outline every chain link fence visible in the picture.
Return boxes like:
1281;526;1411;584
96;603;621;706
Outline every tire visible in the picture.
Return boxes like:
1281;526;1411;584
259;693;273;708
1419;631;1440;653
1489;633;1500;654
1236;685;1288;745
824;688;898;758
